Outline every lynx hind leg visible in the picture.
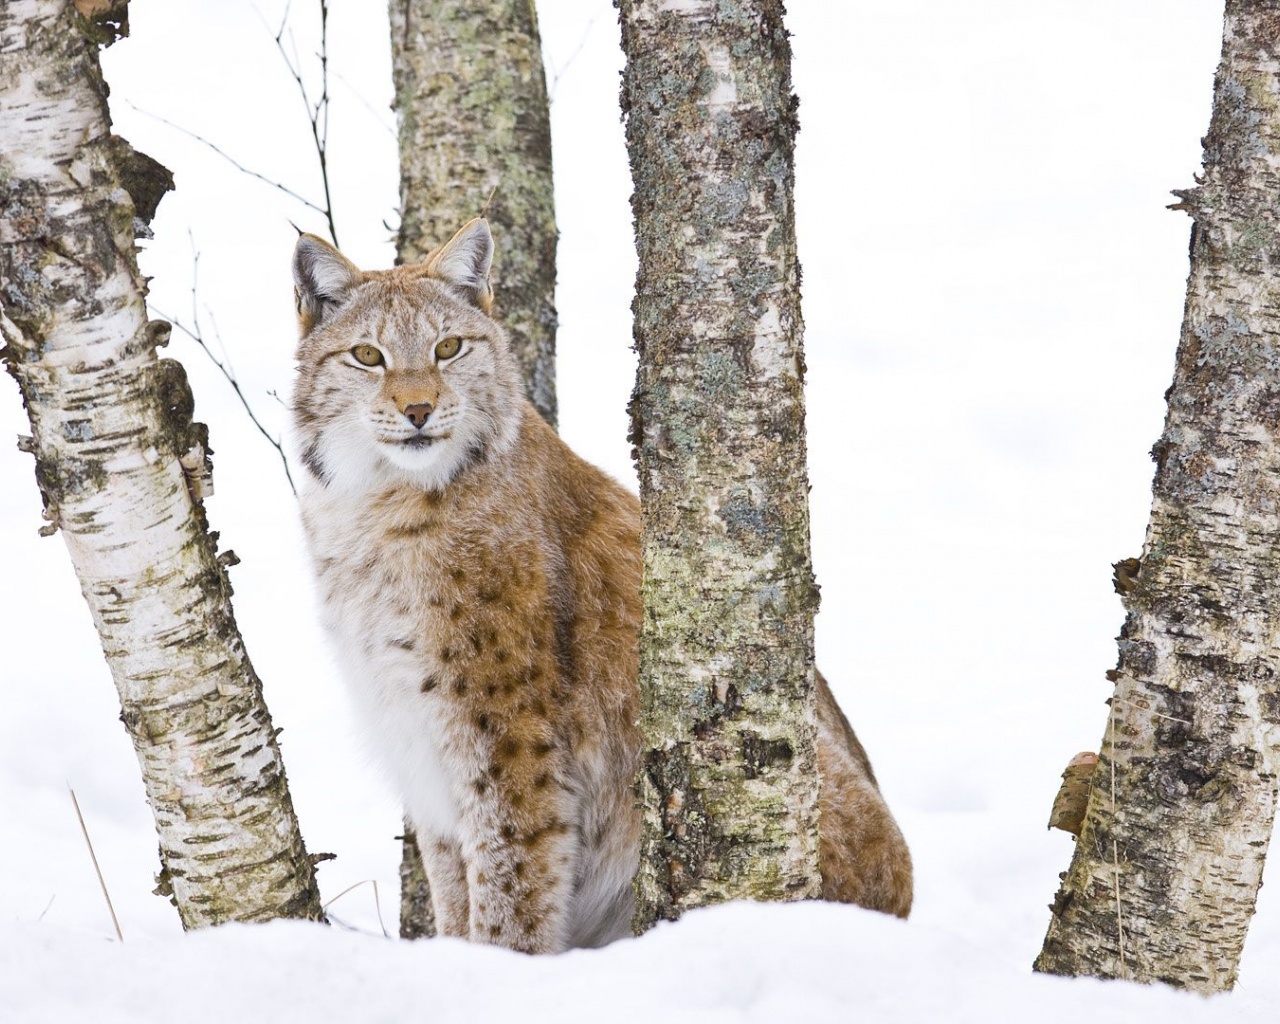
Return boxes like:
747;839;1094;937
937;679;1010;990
815;671;913;918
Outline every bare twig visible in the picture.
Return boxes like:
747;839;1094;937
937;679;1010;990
158;307;298;497
271;0;340;246
127;2;340;494
1107;703;1126;979
150;235;298;496
69;787;123;943
125;101;328;219
1113;838;1126;978
333;70;396;137
322;879;391;939
1113;695;1192;725
547;15;600;104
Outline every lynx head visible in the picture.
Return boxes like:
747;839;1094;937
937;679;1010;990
290;219;523;494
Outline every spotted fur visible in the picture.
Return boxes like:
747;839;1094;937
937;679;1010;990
291;219;912;953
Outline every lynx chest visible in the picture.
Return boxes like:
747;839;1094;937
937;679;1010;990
301;480;572;845
301;487;472;840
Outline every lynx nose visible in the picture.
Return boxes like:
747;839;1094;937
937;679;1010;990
404;403;433;429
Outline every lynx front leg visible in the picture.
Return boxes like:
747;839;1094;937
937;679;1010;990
417;835;470;937
461;737;581;953
465;816;580;953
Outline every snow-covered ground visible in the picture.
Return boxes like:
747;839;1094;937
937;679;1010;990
4;1;1275;1020
5;902;1273;1024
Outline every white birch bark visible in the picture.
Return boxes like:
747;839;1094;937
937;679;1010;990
1036;0;1280;992
0;0;323;928
618;0;821;929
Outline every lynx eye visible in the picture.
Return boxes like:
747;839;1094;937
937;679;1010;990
351;344;384;367
434;337;462;361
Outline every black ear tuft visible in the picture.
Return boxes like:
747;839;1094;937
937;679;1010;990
292;234;362;335
424;218;494;312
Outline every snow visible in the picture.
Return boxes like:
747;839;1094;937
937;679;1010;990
4;0;1277;1020
3;904;1271;1024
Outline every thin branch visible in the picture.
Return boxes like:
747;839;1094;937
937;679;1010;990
158;307;298;498
547;15;600;104
1113;838;1126;978
270;0;340;246
126;3;338;496
69;787;123;943
333;70;396;137
1107;703;1126;979
1112;695;1192;725
276;0;293;39
125;101;328;219
148;238;296;495
322;879;391;939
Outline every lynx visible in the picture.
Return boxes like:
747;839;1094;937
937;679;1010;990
290;219;912;953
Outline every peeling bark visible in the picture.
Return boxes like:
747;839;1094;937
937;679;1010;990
0;0;323;929
1035;0;1280;992
389;0;557;425
618;0;821;930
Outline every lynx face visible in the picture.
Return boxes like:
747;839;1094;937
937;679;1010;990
291;220;522;494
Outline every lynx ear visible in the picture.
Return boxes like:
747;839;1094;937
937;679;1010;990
424;218;494;312
293;233;363;336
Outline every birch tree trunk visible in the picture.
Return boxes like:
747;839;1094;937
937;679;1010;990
618;0;821;930
0;0;323;929
388;0;557;937
389;0;557;424
397;822;436;939
1035;0;1280;992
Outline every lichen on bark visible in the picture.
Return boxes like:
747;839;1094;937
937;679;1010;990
0;0;322;929
618;0;821;930
1035;0;1280;992
388;0;557;425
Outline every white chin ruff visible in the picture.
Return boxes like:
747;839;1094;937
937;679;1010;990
379;435;447;470
378;435;472;491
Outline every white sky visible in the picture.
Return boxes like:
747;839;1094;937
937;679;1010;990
7;0;1274;1006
